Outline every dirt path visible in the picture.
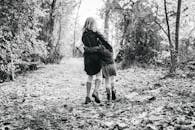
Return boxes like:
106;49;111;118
0;58;194;130
1;58;87;107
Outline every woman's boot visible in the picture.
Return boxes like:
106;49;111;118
92;79;101;103
85;82;92;104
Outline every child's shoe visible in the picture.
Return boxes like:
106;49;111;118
111;89;116;100
92;91;101;103
106;88;111;101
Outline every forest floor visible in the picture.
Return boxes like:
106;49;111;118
0;58;195;130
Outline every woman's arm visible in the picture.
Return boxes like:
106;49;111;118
96;31;113;52
84;45;103;53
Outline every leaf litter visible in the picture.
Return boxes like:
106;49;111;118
0;58;194;130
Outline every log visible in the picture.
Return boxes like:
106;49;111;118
14;61;40;74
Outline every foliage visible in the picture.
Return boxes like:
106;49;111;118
0;0;77;81
0;0;48;81
152;0;195;71
106;0;195;70
110;0;162;67
40;0;77;63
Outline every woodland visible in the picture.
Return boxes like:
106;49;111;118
0;0;195;130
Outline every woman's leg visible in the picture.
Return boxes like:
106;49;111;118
85;75;93;104
94;71;101;92
92;71;101;103
86;75;93;98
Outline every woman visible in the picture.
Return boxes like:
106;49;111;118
82;17;102;104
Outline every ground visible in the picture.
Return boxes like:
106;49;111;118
0;58;195;130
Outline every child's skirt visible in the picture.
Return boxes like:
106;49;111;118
102;63;117;78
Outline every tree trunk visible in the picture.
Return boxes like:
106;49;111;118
47;0;57;54
8;41;15;80
175;0;182;56
73;0;82;57
163;0;176;73
55;15;62;53
120;15;129;46
50;0;57;33
104;0;111;39
104;9;110;38
170;0;182;73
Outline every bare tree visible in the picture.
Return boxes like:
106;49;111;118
104;0;112;38
48;0;57;53
163;0;182;73
175;0;182;54
73;0;82;57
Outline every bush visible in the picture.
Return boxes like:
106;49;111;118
114;1;162;68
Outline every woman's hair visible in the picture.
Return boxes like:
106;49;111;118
83;17;97;32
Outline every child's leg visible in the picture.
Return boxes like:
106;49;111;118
105;77;111;100
110;76;115;90
105;77;110;89
110;76;116;100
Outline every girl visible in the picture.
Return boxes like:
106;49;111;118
82;17;102;104
84;21;117;102
99;38;117;101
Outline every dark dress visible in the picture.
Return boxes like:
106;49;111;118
82;29;102;75
82;30;116;78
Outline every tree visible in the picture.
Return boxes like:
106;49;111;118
104;0;112;38
101;0;122;39
163;0;175;73
163;0;182;73
40;0;77;62
108;0;162;67
47;0;57;53
0;0;48;80
73;0;82;57
0;0;76;81
175;0;182;57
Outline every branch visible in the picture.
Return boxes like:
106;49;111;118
164;0;173;48
153;3;168;37
120;0;135;9
154;19;168;37
182;7;188;13
188;27;195;37
102;0;106;4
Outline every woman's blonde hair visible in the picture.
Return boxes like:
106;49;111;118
83;17;97;32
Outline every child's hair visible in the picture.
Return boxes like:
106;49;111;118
83;17;97;32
